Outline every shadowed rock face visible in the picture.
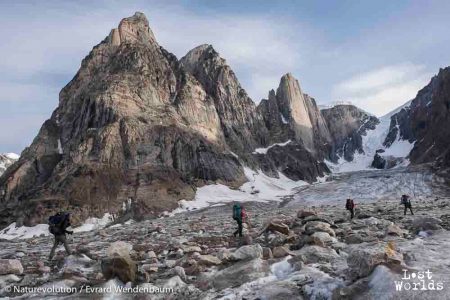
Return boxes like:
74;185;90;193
384;67;450;169
321;105;379;162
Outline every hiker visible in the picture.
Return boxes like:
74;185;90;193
345;198;355;219
232;203;246;237
48;212;73;260
401;194;414;215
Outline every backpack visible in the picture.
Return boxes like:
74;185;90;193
232;204;242;221
345;199;354;210
48;212;70;235
400;195;408;205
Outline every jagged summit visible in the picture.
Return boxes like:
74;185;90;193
108;12;157;46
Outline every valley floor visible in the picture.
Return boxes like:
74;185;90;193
0;166;449;299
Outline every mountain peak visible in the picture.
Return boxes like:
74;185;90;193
108;12;157;46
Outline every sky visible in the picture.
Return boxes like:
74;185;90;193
1;0;450;154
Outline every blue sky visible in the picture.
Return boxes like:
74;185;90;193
1;0;450;153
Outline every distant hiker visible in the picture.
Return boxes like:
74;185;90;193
48;212;73;260
232;203;245;237
401;194;414;215
345;198;355;219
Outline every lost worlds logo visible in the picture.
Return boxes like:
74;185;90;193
395;269;444;291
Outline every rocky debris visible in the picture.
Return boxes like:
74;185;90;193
0;259;23;275
297;209;316;218
0;191;448;299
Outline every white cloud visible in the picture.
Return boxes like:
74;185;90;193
332;63;432;116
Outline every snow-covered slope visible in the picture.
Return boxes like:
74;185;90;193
326;101;414;173
0;153;19;175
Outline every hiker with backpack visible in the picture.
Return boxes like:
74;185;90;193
401;194;414;215
48;212;73;260
232;203;247;237
345;198;355;219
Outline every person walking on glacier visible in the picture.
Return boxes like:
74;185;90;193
401;194;414;215
345;198;355;219
48;212;73;260
232;203;247;237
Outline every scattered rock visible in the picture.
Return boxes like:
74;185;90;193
272;246;290;258
305;221;336;237
101;256;137;283
231;244;263;261
0;259;23;275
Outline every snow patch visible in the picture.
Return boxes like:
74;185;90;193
171;167;307;214
280;113;289;124
0;213;113;240
5;153;19;160
253;140;292;154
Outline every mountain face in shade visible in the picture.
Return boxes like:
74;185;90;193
384;67;450;171
321;105;379;162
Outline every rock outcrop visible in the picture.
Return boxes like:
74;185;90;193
258;73;332;158
384;67;450;170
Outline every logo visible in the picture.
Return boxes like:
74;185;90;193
395;269;444;291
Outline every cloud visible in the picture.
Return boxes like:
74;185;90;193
332;63;433;116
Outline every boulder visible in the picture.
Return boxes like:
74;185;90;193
106;241;133;258
231;244;263;261
101;256;137;283
0;259;23;275
210;258;269;290
267;222;290;235
309;231;337;247
272;246;290;258
347;241;404;279
303;215;333;225
305;221;336;236
289;245;339;266
197;255;221;266
262;247;273;260
385;223;404;236
297;209;316;218
411;217;442;232
182;245;202;253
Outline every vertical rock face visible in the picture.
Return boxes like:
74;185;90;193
180;45;269;159
321;105;379;162
384;67;450;168
258;74;332;159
